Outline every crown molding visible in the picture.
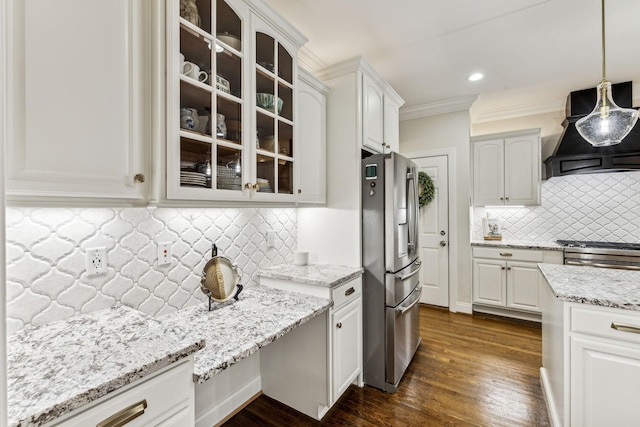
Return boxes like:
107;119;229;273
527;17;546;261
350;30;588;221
297;46;327;74
399;96;477;121
471;97;566;123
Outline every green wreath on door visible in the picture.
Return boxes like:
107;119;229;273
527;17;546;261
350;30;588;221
418;171;435;208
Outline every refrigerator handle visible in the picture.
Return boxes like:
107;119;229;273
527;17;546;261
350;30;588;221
396;260;422;281
407;170;417;252
396;286;422;315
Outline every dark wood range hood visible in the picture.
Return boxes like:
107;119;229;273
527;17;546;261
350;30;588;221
544;81;640;178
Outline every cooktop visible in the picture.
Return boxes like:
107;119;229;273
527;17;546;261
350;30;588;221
556;240;640;251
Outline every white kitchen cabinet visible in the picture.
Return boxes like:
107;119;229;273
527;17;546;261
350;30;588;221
259;274;363;411
542;295;640;427
6;0;149;202
362;72;385;153
163;0;307;203
331;296;362;400
295;69;328;204
571;336;640;427
472;129;541;206
383;96;401;153
46;357;195;427
472;246;563;320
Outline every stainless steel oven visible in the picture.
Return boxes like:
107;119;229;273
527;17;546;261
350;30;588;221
557;240;640;270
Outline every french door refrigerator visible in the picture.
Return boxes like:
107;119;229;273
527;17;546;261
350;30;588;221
362;152;422;393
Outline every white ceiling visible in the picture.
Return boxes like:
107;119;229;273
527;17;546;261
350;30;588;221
264;0;640;117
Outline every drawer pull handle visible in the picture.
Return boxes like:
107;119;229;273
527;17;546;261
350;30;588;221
611;322;640;334
97;399;148;427
499;252;513;257
345;287;355;296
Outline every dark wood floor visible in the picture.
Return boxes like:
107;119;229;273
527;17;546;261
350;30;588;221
224;305;550;427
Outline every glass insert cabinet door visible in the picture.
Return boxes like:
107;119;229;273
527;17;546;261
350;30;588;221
168;0;299;201
169;0;248;200
253;26;295;197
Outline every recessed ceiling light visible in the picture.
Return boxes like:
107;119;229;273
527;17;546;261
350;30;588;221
468;73;484;82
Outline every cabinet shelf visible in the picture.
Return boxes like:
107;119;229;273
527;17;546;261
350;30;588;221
180;129;213;144
179;17;212;41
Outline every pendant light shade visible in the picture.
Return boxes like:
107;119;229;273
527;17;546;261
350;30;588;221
576;81;638;146
576;0;639;147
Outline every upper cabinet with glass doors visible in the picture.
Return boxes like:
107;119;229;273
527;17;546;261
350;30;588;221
166;0;307;203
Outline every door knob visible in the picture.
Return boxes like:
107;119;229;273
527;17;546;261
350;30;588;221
440;230;446;236
439;241;446;247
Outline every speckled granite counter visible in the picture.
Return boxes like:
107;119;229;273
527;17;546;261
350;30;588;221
539;263;640;311
161;284;332;383
257;263;363;288
471;239;563;251
7;305;205;427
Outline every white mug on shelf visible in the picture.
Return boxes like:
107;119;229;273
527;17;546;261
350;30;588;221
183;61;208;83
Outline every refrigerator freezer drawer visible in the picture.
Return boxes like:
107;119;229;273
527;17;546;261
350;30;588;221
385;285;422;392
385;259;422;307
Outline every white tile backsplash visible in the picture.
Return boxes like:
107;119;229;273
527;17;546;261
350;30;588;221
6;207;297;334
473;171;640;242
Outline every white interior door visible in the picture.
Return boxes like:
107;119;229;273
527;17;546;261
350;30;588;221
413;156;449;307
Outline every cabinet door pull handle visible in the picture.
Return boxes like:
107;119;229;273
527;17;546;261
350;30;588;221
611;322;640;334
97;399;148;427
501;266;506;270
505;197;510;201
507;267;511;270
336;322;342;329
500;197;504;201
499;252;513;257
133;174;145;183
345;287;355;296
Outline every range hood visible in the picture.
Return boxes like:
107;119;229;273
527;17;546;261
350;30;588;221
545;81;640;178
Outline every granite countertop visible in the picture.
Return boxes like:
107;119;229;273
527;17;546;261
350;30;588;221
257;263;364;288
7;305;205;427
539;263;640;311
162;284;332;383
471;239;564;251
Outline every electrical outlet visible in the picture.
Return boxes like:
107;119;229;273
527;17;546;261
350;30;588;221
158;242;172;266
86;247;107;275
266;231;276;248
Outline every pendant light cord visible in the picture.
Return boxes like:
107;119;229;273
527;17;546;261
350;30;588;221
601;0;606;82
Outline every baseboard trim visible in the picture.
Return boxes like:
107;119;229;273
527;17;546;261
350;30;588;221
540;367;561;427
454;302;473;314
473;305;541;322
214;390;262;427
196;376;262;427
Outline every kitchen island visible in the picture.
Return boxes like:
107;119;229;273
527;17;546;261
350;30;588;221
539;263;640;427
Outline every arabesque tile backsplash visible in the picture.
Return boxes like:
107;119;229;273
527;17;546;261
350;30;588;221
5;207;296;334
473;171;640;242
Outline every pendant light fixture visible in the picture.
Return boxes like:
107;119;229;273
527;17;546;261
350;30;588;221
575;0;638;147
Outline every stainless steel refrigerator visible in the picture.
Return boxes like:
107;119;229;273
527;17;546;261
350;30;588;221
361;152;422;393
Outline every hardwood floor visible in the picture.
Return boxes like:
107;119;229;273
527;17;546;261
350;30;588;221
223;305;550;426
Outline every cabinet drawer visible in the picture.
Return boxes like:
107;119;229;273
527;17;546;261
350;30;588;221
52;359;194;427
472;247;543;262
571;305;640;346
332;277;362;310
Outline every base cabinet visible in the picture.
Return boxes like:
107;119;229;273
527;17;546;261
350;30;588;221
259;274;363;414
570;336;640;427
472;246;563;319
331;297;362;400
46;358;195;427
542;296;640;427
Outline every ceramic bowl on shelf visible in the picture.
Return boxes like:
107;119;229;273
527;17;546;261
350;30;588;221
216;32;241;51
256;93;283;114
